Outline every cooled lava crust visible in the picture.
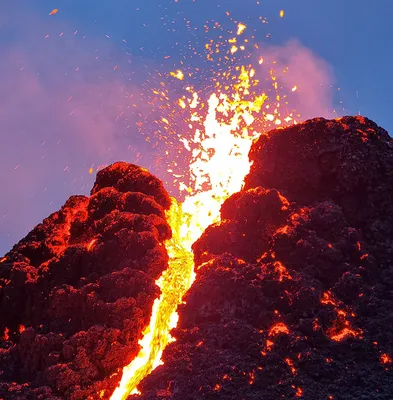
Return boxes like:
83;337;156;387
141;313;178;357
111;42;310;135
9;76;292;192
0;162;172;399
136;116;393;400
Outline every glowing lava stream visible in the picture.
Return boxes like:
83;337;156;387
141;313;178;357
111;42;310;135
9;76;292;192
109;199;196;399
110;94;260;398
111;48;297;398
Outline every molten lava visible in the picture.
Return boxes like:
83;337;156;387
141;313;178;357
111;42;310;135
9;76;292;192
111;23;299;398
110;200;195;398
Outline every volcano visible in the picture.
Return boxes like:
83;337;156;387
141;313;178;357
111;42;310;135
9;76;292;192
1;116;393;399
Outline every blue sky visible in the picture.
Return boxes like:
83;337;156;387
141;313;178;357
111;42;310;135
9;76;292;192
1;0;392;254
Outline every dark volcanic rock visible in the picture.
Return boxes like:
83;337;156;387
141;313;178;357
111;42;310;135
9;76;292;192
136;117;393;400
245;116;393;264
0;162;172;399
2;117;393;400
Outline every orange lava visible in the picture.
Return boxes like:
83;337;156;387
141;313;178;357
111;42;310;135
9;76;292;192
295;387;304;397
2;327;9;340
321;292;363;342
320;291;339;307
110;20;300;399
285;358;296;375
273;261;292;281
275;225;291;235
87;239;97;251
269;322;290;336
380;353;392;364
214;383;222;391
48;200;88;256
328;327;361;342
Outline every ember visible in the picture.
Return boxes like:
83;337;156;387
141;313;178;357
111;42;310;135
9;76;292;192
381;354;392;364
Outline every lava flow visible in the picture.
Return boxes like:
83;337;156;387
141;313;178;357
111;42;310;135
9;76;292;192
110;23;298;399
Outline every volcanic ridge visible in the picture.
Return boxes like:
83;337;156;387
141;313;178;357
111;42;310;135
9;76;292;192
1;116;393;400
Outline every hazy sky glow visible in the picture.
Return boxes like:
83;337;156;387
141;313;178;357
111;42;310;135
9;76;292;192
1;0;392;254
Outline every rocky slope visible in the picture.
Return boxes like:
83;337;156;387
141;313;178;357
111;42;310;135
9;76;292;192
1;116;393;400
136;116;393;400
0;162;172;399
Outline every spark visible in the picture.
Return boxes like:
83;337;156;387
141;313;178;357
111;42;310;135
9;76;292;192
170;70;184;80
237;23;247;35
230;45;238;54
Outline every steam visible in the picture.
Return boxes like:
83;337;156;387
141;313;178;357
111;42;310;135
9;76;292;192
0;10;147;254
257;39;335;120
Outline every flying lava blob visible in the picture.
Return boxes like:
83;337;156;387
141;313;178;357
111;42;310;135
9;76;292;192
110;22;301;399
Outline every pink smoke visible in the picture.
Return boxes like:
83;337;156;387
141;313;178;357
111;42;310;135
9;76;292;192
257;39;335;121
0;15;146;253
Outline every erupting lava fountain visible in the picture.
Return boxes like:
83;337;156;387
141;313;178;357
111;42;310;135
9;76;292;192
111;22;301;399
